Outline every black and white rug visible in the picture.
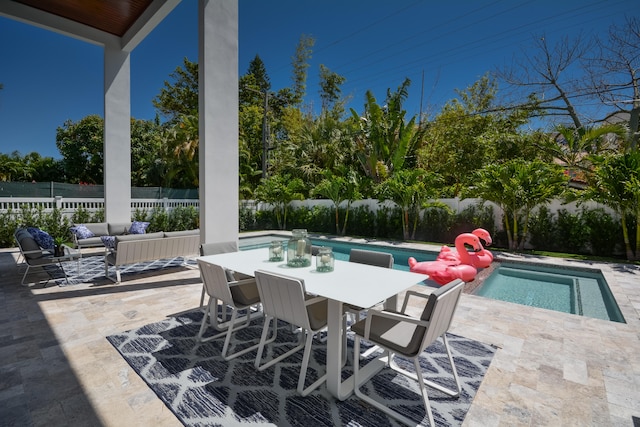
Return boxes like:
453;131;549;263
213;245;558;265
45;256;196;286
107;309;497;426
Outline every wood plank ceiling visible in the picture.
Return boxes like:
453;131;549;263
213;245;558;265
11;0;153;36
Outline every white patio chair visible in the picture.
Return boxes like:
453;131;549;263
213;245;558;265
196;259;270;361
199;241;252;308
253;270;330;396
350;279;464;426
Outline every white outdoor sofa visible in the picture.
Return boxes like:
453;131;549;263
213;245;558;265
104;229;200;283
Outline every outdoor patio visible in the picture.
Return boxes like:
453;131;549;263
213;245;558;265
1;239;639;426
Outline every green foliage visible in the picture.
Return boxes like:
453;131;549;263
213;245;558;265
376;168;442;240
290;35;315;105
470;159;568;250
152;57;198;122
254;174;305;229
420;205;454;242
55;115;105;184
147;207;169;233
528;206;557;250
555;209;589;254
132;208;148;221
345;205;376;237
580;207;621;256
0;208;19;247
350;78;424;183
582;151;640;260
71;206;91;224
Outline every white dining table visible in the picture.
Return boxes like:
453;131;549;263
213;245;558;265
198;248;429;400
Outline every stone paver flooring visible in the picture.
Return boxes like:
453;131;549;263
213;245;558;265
1;241;639;426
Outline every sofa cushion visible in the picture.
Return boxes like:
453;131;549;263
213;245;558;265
127;221;149;234
70;224;96;240
108;222;132;236
16;229;44;259
27;227;55;250
164;229;199;238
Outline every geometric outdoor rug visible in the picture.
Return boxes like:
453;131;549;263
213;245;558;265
45;255;196;286
107;309;497;426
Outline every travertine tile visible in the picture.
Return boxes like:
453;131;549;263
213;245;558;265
1;240;639;427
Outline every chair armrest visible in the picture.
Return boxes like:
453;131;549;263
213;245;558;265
228;277;257;287
304;296;327;306
360;308;429;340
21;248;52;256
399;290;431;314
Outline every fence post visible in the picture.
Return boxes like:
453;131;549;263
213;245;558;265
55;195;62;210
163;197;169;213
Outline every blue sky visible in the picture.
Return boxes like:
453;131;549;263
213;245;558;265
0;0;635;159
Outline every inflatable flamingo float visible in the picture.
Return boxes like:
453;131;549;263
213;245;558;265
408;233;483;285
436;228;494;268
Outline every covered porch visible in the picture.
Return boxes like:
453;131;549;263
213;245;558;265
0;0;238;245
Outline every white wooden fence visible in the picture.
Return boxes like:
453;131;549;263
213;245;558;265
0;196;615;228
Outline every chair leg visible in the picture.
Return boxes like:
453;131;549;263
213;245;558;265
254;315;280;370
221;307;273;361
199;286;206;308
297;330;327;396
256;319;305;372
21;264;31;286
354;336;436;427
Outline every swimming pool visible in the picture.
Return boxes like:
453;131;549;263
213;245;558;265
239;235;436;272
239;234;624;323
474;263;625;323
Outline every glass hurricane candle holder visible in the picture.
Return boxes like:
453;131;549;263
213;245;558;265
287;229;312;267
316;246;334;272
268;240;284;262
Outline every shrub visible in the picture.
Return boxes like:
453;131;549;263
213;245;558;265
71;206;91;224
528;205;557;251
420;205;454;243
579;207;620;256
346;205;376;237
555;209;588;254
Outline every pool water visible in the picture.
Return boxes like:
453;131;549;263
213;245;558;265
240;235;437;272
475;263;625;323
239;235;624;323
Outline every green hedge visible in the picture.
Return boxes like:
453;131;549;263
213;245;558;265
0;202;629;259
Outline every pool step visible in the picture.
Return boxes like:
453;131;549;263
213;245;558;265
501;268;610;320
574;278;610;321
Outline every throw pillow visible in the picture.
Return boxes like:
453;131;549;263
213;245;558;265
26;227;55;250
101;235;116;249
128;221;149;234
70;225;95;240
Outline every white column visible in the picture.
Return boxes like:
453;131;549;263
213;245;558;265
198;0;239;244
103;46;131;223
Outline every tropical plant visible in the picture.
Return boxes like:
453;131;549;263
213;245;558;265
311;169;362;235
376;168;442;240
581;151;640;260
470;159;568;250
350;78;424;184
253;174;305;230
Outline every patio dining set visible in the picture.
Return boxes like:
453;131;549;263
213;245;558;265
196;240;466;427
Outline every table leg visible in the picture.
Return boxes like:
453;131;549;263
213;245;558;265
326;299;351;400
326;299;390;401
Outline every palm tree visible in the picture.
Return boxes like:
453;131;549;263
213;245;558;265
254;174;305;230
471;159;568;250
311;169;361;235
376;168;442;240
582;151;640;260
